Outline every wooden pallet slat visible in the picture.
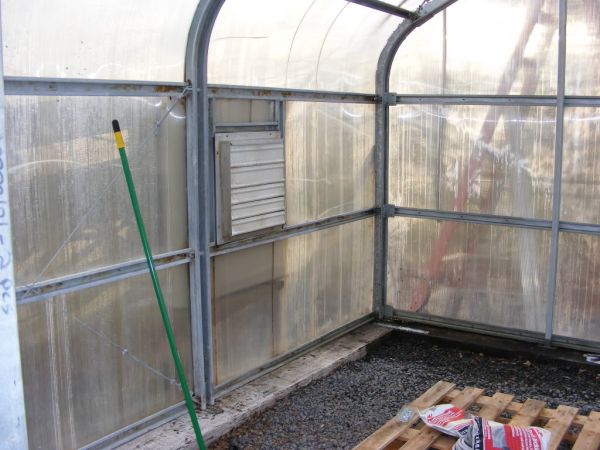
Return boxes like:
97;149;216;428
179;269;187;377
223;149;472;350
400;387;484;450
478;392;514;420
509;398;546;426
572;411;600;450
545;405;579;450
353;381;456;450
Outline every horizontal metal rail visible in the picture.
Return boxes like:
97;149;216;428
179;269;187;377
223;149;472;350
208;84;379;104
395;95;557;106
6;77;600;108
211;208;376;256
564;97;600;107
391;310;547;343
390;310;599;352
344;0;419;20
394;207;600;235
394;94;600;107
394;207;552;230
16;248;194;305
4;76;187;97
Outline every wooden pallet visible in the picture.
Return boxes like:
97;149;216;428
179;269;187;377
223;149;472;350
354;381;600;450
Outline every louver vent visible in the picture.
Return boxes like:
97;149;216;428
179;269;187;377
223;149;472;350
215;132;285;243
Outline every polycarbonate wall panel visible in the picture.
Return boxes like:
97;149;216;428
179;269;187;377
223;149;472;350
6;96;187;288
561;108;600;224
213;245;275;385
555;233;600;342
566;0;600;96
1;0;199;81
390;0;558;95
214;99;275;124
18;267;191;449
212;219;373;385
285;103;375;225
275;218;373;353
387;218;550;332
208;0;403;92
389;105;556;218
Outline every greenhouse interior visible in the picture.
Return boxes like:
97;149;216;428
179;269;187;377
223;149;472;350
1;0;600;449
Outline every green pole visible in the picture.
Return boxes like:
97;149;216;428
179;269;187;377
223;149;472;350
112;120;206;450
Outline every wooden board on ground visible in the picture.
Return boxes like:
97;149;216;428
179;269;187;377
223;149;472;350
354;381;600;450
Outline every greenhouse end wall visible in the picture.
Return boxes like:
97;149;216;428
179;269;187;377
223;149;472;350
387;0;600;346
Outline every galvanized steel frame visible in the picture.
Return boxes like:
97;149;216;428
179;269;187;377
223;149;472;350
15;249;194;305
380;0;600;352
374;0;459;319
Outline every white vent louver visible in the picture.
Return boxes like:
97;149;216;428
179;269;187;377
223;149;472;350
215;132;285;243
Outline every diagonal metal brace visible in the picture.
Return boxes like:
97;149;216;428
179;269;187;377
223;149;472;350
155;84;193;134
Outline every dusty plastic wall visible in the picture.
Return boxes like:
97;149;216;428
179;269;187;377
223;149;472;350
387;0;600;344
5;96;191;448
213;219;373;385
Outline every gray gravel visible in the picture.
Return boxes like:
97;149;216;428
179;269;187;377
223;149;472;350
211;332;600;450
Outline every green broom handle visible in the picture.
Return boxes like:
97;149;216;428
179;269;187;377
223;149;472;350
112;120;206;450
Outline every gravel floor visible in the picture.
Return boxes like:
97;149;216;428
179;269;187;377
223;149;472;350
211;331;600;450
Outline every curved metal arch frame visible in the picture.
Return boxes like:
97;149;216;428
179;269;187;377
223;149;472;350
184;0;458;404
372;0;458;318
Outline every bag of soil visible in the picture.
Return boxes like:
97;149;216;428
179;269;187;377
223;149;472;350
455;417;550;450
419;404;474;438
419;404;550;450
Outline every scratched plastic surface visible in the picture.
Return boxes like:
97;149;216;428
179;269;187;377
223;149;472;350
2;0;200;81
208;0;403;93
285;102;375;225
17;267;192;449
5;96;188;288
388;104;556;219
387;217;550;333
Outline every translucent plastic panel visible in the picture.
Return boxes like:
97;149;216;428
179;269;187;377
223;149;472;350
554;232;600;342
390;0;558;95
380;0;424;9
213;99;275;124
208;0;403;92
2;0;199;81
18;267;192;449
275;219;374;353
387;218;550;332
285;103;375;225
566;0;600;96
389;105;555;218
213;245;275;385
6;96;187;288
212;219;373;385
561;108;600;224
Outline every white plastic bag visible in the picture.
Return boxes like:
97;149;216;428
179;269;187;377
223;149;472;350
419;404;474;438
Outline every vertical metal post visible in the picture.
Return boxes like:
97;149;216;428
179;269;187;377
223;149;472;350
545;0;567;344
374;0;458;318
186;0;226;406
0;4;29;448
373;77;388;318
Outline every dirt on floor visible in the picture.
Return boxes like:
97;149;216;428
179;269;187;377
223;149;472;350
211;331;600;450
